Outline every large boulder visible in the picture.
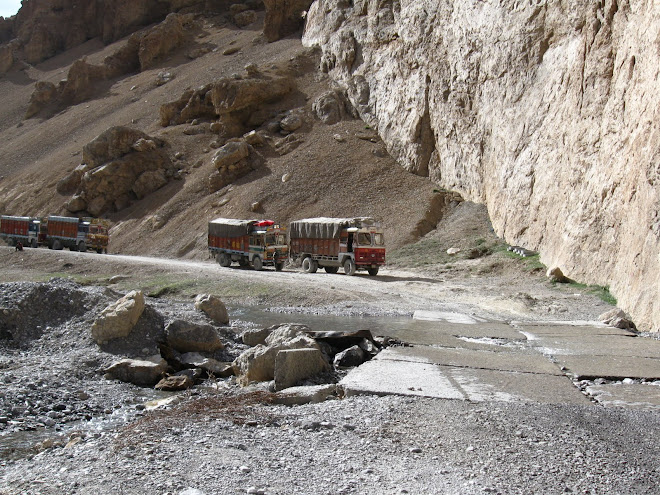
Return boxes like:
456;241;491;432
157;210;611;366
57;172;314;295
91;290;145;344
208;139;263;193
180;352;234;377
104;356;168;387
232;324;321;386
194;294;229;325
274;348;328;390
165;319;225;353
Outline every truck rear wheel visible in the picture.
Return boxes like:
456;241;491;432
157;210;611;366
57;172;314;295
53;240;62;250
217;252;231;267
324;266;339;274
30;239;37;248
252;256;263;271
367;267;379;276
78;241;87;252
275;262;284;272
302;257;317;273
343;258;356;276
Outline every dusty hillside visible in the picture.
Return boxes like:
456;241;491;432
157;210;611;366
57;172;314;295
303;0;660;333
0;9;440;261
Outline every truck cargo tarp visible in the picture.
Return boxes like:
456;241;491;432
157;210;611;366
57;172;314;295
208;218;257;238
289;217;375;239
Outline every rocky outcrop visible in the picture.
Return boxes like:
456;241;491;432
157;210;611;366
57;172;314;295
5;0;201;65
159;68;295;131
25;13;196;118
65;126;176;216
303;0;660;332
263;0;314;42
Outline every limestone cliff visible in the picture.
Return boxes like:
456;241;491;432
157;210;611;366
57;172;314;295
303;0;659;332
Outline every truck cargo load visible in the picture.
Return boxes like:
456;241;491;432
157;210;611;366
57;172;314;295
289;217;376;240
208;218;288;271
289;217;385;276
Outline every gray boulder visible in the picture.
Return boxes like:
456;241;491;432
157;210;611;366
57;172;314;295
166;319;225;353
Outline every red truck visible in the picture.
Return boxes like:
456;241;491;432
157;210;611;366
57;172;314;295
289;217;386;276
45;216;109;253
0;215;43;248
208;218;288;271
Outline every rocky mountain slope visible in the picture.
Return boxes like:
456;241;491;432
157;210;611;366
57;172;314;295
303;0;660;333
0;0;657;332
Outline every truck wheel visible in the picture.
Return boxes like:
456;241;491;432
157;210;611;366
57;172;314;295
53;240;62;250
252;256;263;271
217;253;231;267
367;267;379;276
302;257;317;273
324;266;339;274
96;248;103;254
343;258;356;276
78;241;87;253
275;262;284;272
30;239;37;248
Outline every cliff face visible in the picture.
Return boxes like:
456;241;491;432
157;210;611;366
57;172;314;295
303;0;659;332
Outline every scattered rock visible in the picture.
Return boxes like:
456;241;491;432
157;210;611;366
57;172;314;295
155;71;174;86
280;112;303;132
333;345;365;368
155;374;194;391
104;356;167;387
273;384;338;406
546;267;568;283
165;319;225;353
194;294;229;325
599;308;636;330
446;247;461;255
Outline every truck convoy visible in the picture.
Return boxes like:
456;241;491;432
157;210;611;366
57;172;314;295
208;218;288;271
288;217;386;276
0;215;109;253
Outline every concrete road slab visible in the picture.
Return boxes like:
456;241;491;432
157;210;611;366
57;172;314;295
514;322;635;338
529;335;660;359
585;383;660;410
384;345;563;375
452;366;591;405
340;358;466;400
340;355;589;404
553;354;660;380
383;320;525;346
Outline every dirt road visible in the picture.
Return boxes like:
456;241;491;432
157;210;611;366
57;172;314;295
0;245;613;325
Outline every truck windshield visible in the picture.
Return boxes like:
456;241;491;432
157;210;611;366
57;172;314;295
374;233;384;246
357;233;372;246
265;234;285;246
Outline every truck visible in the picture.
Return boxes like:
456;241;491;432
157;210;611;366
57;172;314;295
44;216;109;253
208;218;288;271
289;217;386;276
0;215;43;248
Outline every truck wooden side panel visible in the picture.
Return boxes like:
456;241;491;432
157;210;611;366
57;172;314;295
47;217;79;239
208;235;249;252
0;216;30;237
290;238;339;257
